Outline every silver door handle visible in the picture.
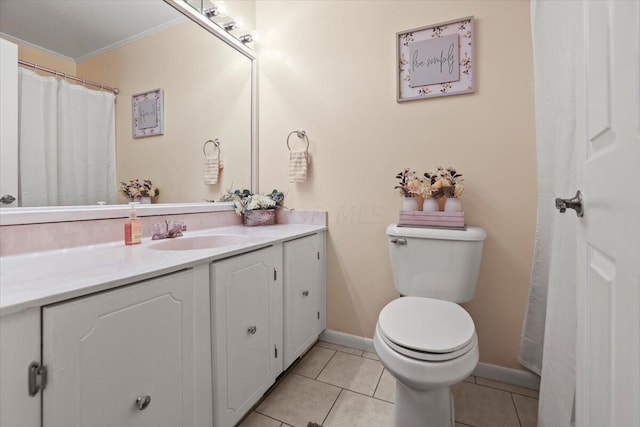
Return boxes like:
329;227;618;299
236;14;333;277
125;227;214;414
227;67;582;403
555;190;584;217
1;194;16;204
247;326;257;335
135;395;151;411
390;238;407;245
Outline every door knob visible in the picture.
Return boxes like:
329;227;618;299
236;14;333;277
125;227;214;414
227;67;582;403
247;326;257;335
555;190;584;217
302;290;309;297
1;194;16;204
135;395;151;411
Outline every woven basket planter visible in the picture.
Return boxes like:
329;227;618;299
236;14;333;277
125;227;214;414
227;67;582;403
243;209;276;226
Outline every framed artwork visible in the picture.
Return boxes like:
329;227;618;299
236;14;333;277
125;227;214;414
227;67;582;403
132;88;164;138
397;16;475;102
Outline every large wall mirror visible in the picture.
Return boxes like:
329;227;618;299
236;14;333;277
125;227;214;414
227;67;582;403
0;0;256;209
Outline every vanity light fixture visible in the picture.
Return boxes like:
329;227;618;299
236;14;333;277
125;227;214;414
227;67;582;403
203;1;228;18
223;16;244;31
239;31;259;44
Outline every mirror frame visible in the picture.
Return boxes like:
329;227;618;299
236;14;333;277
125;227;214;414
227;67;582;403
0;0;257;225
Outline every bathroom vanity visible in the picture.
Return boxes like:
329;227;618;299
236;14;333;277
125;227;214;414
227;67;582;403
0;223;326;427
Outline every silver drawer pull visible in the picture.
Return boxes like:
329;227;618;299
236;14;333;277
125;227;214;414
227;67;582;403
247;326;257;335
302;290;309;297
136;395;151;411
390;238;407;245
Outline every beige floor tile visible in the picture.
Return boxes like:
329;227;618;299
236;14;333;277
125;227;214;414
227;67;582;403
513;394;539;427
363;351;379;360
316;341;364;356
293;346;336;379
317;351;384;396
324;390;394;427
238;411;282;427
475;377;539;398
463;375;476;383
373;369;396;403
452;381;520;427
257;374;341;427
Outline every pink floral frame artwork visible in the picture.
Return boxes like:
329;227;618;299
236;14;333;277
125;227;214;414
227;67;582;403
397;16;475;102
132;88;164;138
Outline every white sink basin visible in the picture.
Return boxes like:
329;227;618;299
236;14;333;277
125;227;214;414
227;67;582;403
148;234;249;251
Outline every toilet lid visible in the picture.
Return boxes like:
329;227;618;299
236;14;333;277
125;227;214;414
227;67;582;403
378;297;475;354
378;324;477;362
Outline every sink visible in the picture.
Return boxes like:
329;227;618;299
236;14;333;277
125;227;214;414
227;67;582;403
148;234;249;251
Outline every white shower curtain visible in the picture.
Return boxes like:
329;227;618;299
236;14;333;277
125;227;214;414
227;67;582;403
18;68;116;206
520;1;580;426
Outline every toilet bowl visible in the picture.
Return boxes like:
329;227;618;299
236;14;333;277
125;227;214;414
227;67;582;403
376;225;486;427
374;297;479;427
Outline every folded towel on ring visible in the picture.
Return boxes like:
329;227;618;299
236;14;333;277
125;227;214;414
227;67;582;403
204;156;223;185
288;151;309;183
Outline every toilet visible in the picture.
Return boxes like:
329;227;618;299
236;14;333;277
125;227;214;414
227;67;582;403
374;224;486;427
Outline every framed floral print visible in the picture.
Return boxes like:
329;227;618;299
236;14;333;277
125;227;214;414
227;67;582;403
397;16;475;102
132;88;164;138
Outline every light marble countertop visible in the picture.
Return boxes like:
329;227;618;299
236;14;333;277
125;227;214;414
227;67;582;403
0;224;326;316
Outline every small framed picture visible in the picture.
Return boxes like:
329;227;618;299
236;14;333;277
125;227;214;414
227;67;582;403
132;88;164;138
397;16;475;102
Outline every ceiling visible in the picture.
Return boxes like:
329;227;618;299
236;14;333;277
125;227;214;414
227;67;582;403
0;0;183;61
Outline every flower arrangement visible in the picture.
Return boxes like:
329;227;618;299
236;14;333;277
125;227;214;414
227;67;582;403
120;179;159;199
394;169;422;198
430;166;464;198
395;167;464;200
220;189;285;216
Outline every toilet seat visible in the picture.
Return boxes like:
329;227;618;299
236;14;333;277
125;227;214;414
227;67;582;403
377;297;476;361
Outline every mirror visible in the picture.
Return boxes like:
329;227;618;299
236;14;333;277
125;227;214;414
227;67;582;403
0;0;255;207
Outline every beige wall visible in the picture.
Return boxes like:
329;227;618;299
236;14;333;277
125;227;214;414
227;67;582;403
77;21;252;204
17;43;76;76
257;0;537;370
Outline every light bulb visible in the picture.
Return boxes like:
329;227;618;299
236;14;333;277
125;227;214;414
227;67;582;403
223;16;245;31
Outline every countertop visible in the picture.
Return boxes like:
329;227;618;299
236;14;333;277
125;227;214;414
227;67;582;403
0;224;326;316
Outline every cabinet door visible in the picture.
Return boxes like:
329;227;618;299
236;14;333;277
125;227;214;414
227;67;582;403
42;267;212;427
284;233;325;368
212;246;283;427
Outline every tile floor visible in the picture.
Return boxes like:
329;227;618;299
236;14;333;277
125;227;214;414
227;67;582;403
239;341;539;427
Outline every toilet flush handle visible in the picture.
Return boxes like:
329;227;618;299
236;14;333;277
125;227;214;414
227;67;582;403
390;238;407;245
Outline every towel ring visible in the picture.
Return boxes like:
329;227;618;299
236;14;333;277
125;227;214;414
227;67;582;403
203;138;221;156
286;129;309;152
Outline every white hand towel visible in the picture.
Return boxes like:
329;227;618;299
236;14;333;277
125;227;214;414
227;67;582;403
288;151;309;183
204;156;223;184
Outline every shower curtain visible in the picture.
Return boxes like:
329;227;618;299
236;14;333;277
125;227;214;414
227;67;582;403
520;1;580;426
18;68;116;206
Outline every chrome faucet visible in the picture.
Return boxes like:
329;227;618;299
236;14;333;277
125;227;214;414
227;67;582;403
152;221;186;240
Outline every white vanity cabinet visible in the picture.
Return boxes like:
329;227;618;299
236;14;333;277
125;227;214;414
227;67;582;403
283;233;327;369
41;266;212;427
211;245;283;427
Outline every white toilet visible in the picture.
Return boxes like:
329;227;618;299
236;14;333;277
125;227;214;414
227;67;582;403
374;224;486;427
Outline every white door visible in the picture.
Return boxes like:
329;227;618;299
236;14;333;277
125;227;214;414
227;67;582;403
211;246;283;427
284;233;324;368
0;38;18;207
573;1;640;426
42;268;212;427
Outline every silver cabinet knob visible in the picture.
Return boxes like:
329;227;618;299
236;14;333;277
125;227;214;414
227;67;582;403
1;194;16;204
390;238;407;245
136;395;151;411
555;190;584;217
247;326;257;335
302;290;309;297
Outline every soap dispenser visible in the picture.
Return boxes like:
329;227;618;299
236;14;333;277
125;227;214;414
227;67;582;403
124;203;142;245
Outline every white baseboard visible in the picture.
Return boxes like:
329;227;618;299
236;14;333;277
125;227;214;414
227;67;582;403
319;329;540;391
320;329;376;353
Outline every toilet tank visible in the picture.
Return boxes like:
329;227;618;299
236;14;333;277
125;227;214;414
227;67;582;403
386;224;487;303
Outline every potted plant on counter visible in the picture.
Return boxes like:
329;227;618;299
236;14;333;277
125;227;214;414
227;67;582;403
220;189;285;226
120;179;160;203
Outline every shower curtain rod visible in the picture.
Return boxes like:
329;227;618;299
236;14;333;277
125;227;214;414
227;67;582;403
18;59;120;95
